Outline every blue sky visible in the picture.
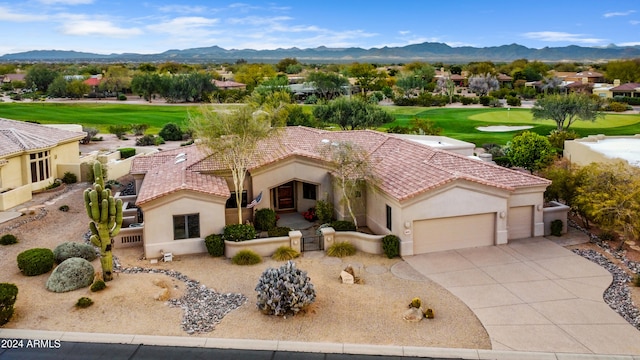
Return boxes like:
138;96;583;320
0;0;638;56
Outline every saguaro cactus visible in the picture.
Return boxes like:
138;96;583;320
84;162;122;281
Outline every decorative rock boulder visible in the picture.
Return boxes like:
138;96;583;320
46;258;95;293
53;242;98;264
403;307;424;322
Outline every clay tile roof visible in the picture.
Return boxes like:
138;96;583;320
135;151;230;206
135;126;550;203
84;77;101;86
0;118;85;158
611;83;640;91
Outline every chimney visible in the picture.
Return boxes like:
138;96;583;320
614;79;621;86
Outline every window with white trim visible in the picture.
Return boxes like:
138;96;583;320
173;213;200;240
30;151;50;183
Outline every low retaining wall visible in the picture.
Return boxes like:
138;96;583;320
224;231;302;258
321;228;384;255
0;184;32;211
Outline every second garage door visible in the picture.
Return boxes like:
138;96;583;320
508;206;533;239
413;213;495;254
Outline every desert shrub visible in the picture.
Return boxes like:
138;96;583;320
231;249;262;265
204;234;224;257
118;147;136;159
45;180;62;190
82;127;98;144
326;241;356;257
605;101;629;112
130;124;149;136
382;234;400;258
506;95;521;106
315;200;334;224
0;283;18;326
0;234;18;245
547;129;580;151
460;96;477;105
599;231;617;241
254;208;277;231
255;260;315;316
58;205;69;212
158;123;183;141
410;297;422;308
135;134;157;146
117;94;127;101
479;96;494;106
61;171;77;184
107;124;130;139
46;257;95;293
267;226;292;237
75;297;94;308
17;248;54;276
53;242;98;264
90;280;106;292
424;308;435;319
550;219;563;237
223;224;257;242
330;220;356;231
271;246;300;261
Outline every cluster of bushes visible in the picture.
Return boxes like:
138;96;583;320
267;226;292;237
330;220;356;231
254;208;277;231
613;96;640;106
118;147;136;159
0;283;18;325
223;223;257;242
135;134;164;146
393;93;450;107
0;234;18;245
17;248;55;276
603;101;631;112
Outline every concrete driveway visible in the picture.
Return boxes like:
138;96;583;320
403;237;640;355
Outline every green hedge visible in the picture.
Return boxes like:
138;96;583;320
223;224;257;242
0;283;18;326
17;248;54;276
204;234;224;257
118;147;136;159
330;220;356;231
254;208;277;231
382;235;400;259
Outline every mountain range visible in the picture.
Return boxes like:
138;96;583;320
1;42;639;63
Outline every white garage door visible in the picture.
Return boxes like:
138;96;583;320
413;213;495;254
508;206;533;239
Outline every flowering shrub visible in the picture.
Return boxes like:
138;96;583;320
302;207;317;222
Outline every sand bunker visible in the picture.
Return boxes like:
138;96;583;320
476;125;533;132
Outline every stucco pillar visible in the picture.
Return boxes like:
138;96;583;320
534;203;545;237
320;227;335;252
289;230;302;253
496;210;508;245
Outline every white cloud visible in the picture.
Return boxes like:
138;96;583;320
631;20;640;25
603;10;636;18
619;41;640;46
38;0;93;4
147;16;219;35
59;17;142;37
0;6;48;22
523;31;605;44
399;30;411;35
157;5;209;14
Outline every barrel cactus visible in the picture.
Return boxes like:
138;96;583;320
255;261;315;316
84;162;122;281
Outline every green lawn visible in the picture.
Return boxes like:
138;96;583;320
1;102;639;146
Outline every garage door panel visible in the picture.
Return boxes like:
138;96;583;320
413;213;495;254
508;206;533;239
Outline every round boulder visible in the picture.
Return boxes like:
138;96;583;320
53;242;98;264
46;258;95;293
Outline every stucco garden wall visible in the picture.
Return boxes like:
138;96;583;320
139;191;226;258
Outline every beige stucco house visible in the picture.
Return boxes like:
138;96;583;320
0;118;85;210
130;126;550;258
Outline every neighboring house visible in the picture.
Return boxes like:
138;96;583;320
610;82;640;98
564;135;640;168
212;79;246;90
83;75;102;92
131;126;550;259
0;118;85;210
1;73;26;84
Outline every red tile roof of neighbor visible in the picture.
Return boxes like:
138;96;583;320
0;118;86;158
133;126;550;205
611;83;640;91
83;77;101;86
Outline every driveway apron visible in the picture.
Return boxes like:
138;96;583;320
403;237;640;355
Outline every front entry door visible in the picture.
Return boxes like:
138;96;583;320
276;181;295;210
